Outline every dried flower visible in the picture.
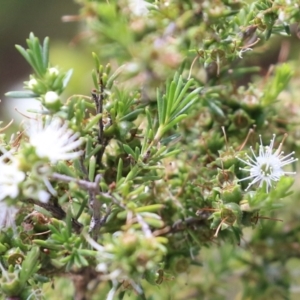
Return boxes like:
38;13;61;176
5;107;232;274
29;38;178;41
0;151;25;201
26;117;83;163
237;134;298;192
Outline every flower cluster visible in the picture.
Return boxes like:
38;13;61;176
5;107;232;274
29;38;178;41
0;117;83;228
237;134;298;193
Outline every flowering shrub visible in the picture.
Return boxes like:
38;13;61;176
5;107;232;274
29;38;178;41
1;0;300;299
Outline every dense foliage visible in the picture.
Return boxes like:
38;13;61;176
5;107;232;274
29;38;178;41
1;1;300;299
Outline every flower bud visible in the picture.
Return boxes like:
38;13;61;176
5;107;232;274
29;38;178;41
44;91;62;111
25;77;47;95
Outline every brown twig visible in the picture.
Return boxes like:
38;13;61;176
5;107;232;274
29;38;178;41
88;174;103;239
50;173;99;192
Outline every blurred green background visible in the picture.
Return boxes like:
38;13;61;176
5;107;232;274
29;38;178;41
0;0;92;124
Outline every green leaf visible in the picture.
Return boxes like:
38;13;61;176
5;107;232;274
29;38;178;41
27;48;43;77
62;69;73;89
261;63;293;106
165;80;177;121
42;36;50;68
92;52;101;71
160;114;187;136
120;108;144;122
171;95;199;120
92;69;98;90
156;89;165;125
174;74;184;101
123;144;136;159
172;78;195;110
15;45;34;68
160;133;181;145
19;246;40;285
117;157;124;182
106;64;126;89
5;91;39;98
32;36;46;75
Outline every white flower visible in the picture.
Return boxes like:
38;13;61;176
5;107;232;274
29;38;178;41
128;0;149;16
26;117;83;163
0;151;25;201
0;202;18;229
237;134;298;193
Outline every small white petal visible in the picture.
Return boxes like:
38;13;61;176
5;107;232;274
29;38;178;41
28;78;38;88
37;190;51;203
0;153;25;201
96;262;108;273
0;202;18;229
26;117;83;163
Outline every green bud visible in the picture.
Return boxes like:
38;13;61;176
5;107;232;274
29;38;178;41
229;109;253;131
25;77;47;95
0;273;23;297
221;182;243;204
169;255;190;274
221;202;243;226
